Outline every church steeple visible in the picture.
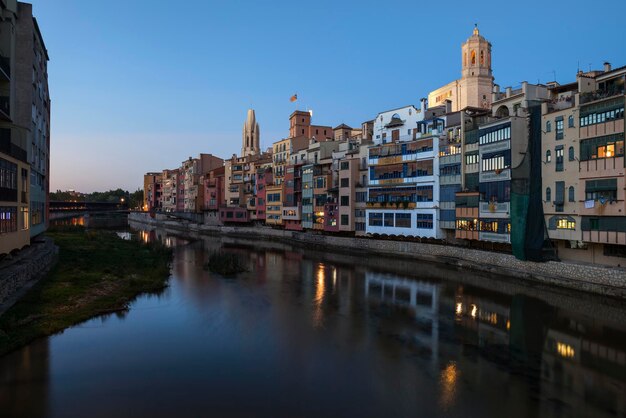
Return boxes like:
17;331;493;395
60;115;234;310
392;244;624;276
460;25;494;109
242;109;260;157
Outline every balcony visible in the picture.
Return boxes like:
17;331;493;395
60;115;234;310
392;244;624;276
479;201;510;219
579;89;625;105
282;205;301;220
479;231;511;243
366;201;416;209
0;56;9;81
579;157;624;179
440;174;462;186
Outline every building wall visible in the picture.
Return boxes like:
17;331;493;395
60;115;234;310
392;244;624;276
541;90;582;246
15;3;49;238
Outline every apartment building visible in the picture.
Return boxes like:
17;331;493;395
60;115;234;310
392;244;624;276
182;154;223;212
541;81;581;261
202;165;225;225
143;172;162;212
161;168;178;212
15;3;49;238
0;1;50;253
577;64;625;265
366;102;443;239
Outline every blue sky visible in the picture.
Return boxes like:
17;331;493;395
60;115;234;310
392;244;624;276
33;0;626;192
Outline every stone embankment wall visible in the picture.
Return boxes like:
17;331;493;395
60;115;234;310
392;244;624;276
129;212;626;299
0;237;58;314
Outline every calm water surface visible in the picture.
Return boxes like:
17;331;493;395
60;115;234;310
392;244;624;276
1;224;625;418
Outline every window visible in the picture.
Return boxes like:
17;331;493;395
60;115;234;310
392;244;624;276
340;196;349;206
568;186;575;202
568;146;575;161
546;150;551;163
568;115;575;128
555;148;564;172
341;214;349;225
557;217;576;230
546;121;552;132
580;104;624;127
369;213;382;226
340;178;349;187
356;191;367;202
0;206;17;233
580;134;624;160
465;153;479;165
585;178;617;201
456;219;477;231
384;213;394;227
546;187;551;202
395;213;411;228
416;213;433;229
479;125;511;145
556;118;564;140
340;161;349;170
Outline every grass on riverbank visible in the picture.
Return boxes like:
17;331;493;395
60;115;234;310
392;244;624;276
0;226;172;357
204;251;248;276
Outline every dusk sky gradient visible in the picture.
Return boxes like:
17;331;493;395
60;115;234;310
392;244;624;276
31;0;626;192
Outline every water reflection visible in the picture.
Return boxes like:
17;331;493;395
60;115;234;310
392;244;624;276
0;224;624;418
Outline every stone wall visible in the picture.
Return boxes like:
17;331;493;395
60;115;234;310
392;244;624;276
0;237;58;313
128;212;626;298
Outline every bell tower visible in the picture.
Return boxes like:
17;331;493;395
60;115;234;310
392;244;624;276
242;109;260;157
460;25;494;109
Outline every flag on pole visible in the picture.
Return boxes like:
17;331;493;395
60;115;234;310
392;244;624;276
290;94;298;102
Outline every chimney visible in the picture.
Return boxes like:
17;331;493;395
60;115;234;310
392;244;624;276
420;98;427;112
444;99;452;114
505;87;512;98
493;84;500;94
603;62;612;72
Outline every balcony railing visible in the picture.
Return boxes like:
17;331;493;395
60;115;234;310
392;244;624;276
0;56;10;80
580;89;625;105
0;96;9;119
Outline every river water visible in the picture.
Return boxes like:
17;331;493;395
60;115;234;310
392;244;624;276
1;222;625;417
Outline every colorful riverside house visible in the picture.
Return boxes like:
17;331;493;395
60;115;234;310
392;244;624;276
143;172;162;212
541;79;581;262
202;166;225;225
301;163;314;229
577;63;626;265
437;108;463;242
455;108;493;242
255;167;272;223
161;168;178;212
366;102;443;239
265;183;283;226
480;82;551;260
282;162;303;230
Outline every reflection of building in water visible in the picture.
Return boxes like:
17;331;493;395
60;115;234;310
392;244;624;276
365;272;441;367
541;317;626;417
453;291;511;349
0;338;49;417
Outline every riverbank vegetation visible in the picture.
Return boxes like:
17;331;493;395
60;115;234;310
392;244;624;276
0;226;172;357
204;251;247;276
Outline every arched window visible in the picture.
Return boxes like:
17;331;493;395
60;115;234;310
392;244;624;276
568;186;575;202
546;150;552;163
480;50;484;65
546;187;551;202
568;115;575;128
546;121;552;132
471;50;476;65
568;146;575;161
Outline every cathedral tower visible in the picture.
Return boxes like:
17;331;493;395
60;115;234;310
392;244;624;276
460;25;494;109
242;109;260;157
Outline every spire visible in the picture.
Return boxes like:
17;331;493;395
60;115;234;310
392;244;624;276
242;109;260;157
